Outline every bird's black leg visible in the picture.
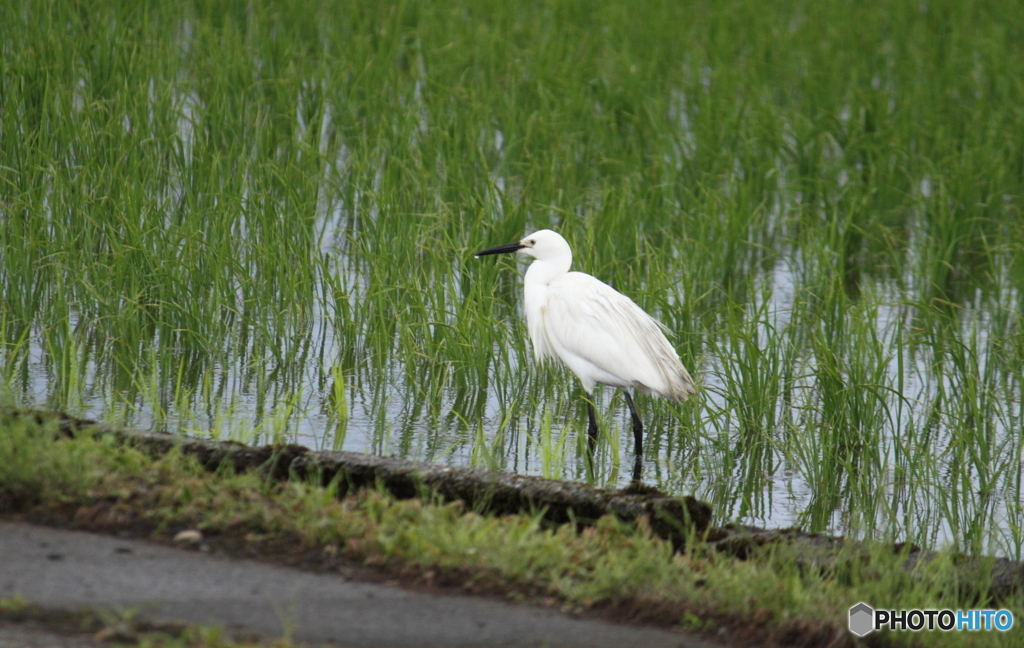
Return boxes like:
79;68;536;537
586;394;599;451
623;390;643;456
631;454;644;484
583;395;599;479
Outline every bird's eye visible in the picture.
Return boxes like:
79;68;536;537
528;239;535;245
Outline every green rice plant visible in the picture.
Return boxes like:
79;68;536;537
469;407;515;474
327;360;350;450
702;287;794;522
535;406;572;480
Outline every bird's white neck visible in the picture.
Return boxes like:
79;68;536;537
524;254;572;288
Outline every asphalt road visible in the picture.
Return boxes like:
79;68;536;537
0;521;717;647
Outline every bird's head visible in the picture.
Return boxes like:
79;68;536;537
475;229;572;263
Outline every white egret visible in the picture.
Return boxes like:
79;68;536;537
475;229;696;455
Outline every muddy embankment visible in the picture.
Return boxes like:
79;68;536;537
15;408;1024;603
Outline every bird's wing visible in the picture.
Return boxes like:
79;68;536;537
544;273;695;400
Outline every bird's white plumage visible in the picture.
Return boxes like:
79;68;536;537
513;229;695;400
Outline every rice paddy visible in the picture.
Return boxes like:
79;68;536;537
2;0;1023;557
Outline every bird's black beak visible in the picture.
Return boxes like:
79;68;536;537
474;241;525;257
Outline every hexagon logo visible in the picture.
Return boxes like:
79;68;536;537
849;602;875;637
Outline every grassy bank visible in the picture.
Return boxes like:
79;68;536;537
2;0;1024;554
2;411;1022;647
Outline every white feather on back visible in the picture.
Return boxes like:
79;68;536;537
530;272;695;400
